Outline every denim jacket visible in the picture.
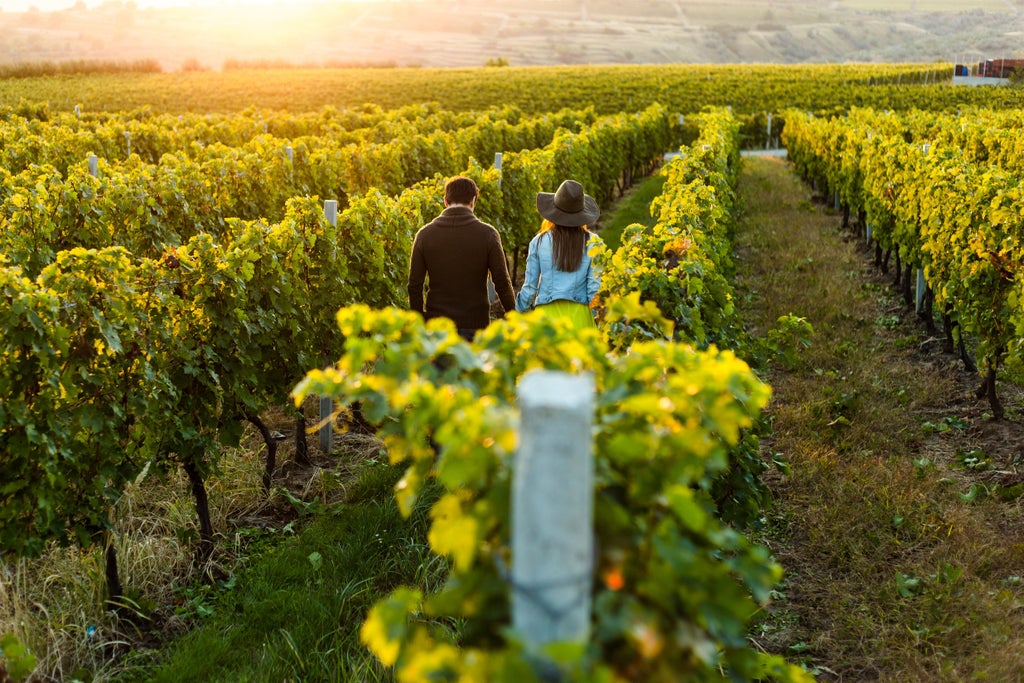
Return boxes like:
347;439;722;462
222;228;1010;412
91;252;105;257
516;231;602;312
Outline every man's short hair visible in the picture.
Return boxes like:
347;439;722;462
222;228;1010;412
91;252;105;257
445;176;479;206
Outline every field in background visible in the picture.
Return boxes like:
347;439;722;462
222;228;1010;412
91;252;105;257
0;62;990;118
0;0;1022;71
4;52;1024;680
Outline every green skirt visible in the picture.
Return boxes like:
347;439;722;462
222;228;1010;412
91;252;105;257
532;300;595;330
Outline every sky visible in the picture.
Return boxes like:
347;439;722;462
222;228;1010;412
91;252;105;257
1;0;367;10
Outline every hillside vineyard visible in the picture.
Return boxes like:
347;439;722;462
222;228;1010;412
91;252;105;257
2;63;1024;681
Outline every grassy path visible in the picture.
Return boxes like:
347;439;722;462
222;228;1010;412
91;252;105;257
733;156;1024;681
131;457;438;682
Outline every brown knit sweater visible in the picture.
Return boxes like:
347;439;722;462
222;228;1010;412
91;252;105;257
407;205;516;331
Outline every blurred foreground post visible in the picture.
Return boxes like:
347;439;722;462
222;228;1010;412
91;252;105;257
513;370;595;651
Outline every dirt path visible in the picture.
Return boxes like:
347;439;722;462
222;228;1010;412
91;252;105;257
733;155;1024;681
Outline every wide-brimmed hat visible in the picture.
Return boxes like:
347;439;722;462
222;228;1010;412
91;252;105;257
536;179;600;227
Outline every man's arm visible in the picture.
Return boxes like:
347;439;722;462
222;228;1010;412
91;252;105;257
408;232;427;316
488;231;517;315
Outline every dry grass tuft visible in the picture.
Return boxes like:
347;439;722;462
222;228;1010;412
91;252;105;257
0;398;387;682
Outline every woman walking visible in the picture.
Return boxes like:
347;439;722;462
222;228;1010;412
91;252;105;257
516;179;603;329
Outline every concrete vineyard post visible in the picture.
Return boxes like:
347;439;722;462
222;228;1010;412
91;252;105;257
320;199;339;454
512;370;595;653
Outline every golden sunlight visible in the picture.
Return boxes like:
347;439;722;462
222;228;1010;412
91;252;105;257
4;0;398;71
9;0;380;10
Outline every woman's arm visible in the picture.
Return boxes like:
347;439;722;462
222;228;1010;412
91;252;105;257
516;235;542;312
585;234;602;303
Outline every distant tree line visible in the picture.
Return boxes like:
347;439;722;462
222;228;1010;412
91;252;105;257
221;58;404;70
0;57;420;78
0;59;161;79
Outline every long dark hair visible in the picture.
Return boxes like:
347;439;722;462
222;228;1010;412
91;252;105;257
544;220;591;272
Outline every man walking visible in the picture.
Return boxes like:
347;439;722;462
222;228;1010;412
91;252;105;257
408;175;516;341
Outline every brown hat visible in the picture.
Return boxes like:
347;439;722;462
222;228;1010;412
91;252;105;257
536;179;600;227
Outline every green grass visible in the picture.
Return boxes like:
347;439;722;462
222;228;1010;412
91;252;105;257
122;463;444;683
598;171;666;251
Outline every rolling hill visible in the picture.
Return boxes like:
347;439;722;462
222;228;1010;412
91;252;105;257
1;0;1022;71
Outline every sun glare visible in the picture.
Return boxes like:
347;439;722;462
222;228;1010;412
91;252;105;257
4;0;395;71
10;0;379;10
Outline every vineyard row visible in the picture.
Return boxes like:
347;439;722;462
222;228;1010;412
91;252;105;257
783;107;1024;418
287;107;810;681
0;103;623;277
0;100;676;560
